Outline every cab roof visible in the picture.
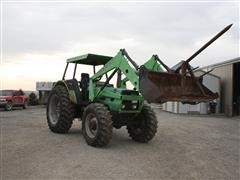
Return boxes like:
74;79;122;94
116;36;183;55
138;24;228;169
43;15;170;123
67;54;112;65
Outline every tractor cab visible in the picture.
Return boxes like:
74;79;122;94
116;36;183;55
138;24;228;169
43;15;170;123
65;53;112;83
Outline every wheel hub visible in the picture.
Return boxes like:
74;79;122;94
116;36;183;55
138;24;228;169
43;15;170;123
85;113;98;138
48;94;61;125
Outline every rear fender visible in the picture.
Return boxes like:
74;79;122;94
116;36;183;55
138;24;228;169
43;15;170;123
54;80;81;104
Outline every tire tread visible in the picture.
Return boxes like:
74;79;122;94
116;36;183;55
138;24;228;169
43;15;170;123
82;103;112;147
47;85;75;133
127;104;158;142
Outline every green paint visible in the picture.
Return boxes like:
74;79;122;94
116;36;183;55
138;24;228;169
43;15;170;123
61;50;165;113
143;56;164;72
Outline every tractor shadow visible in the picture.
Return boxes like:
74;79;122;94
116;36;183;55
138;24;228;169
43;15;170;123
68;128;83;135
67;124;161;150
65;121;175;151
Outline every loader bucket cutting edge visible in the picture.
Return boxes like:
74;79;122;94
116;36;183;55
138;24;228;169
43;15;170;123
139;67;218;104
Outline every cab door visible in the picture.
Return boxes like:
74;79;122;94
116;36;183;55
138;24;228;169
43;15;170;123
12;91;24;105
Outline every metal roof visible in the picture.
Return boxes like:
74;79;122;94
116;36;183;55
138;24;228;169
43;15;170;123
67;54;112;65
201;57;240;69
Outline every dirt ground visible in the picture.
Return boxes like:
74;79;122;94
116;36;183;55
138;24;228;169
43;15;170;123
0;106;239;180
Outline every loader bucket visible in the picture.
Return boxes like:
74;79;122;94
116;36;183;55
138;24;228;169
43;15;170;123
139;67;218;104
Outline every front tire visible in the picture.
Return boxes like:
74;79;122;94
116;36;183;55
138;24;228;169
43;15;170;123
47;85;75;133
82;103;113;147
5;102;12;111
127;104;158;142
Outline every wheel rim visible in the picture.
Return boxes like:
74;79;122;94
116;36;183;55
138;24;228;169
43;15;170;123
48;94;61;125
85;113;99;138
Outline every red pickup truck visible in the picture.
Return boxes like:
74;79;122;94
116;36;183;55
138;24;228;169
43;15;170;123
0;90;28;111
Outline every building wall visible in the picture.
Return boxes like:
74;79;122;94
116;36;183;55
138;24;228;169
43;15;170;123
208;64;233;116
36;82;55;105
195;71;221;114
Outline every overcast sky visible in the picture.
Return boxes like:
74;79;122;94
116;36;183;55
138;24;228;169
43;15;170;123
0;1;239;90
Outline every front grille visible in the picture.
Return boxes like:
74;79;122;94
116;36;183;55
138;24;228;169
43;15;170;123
122;100;138;110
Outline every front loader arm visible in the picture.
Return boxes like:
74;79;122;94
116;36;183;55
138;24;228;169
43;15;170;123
89;50;140;101
117;55;166;88
142;56;165;72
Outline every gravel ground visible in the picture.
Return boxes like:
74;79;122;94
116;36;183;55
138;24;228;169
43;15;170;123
0;106;239;180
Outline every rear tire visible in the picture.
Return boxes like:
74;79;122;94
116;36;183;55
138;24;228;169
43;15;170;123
127;105;158;142
47;85;75;133
23;101;27;109
82;103;112;147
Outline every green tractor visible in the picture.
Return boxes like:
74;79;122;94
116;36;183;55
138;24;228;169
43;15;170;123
47;24;231;147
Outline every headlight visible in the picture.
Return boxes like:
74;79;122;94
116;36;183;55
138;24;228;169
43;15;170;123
122;100;138;110
132;104;137;109
132;100;138;104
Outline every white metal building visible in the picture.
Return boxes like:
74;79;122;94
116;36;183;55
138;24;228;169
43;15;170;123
201;57;240;116
36;82;55;104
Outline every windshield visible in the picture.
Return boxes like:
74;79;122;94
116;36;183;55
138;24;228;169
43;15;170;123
0;90;13;96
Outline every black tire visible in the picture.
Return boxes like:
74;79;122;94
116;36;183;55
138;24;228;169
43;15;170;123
5;102;12;111
82;103;112;147
127;104;158;142
23;101;27;109
47;85;75;133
